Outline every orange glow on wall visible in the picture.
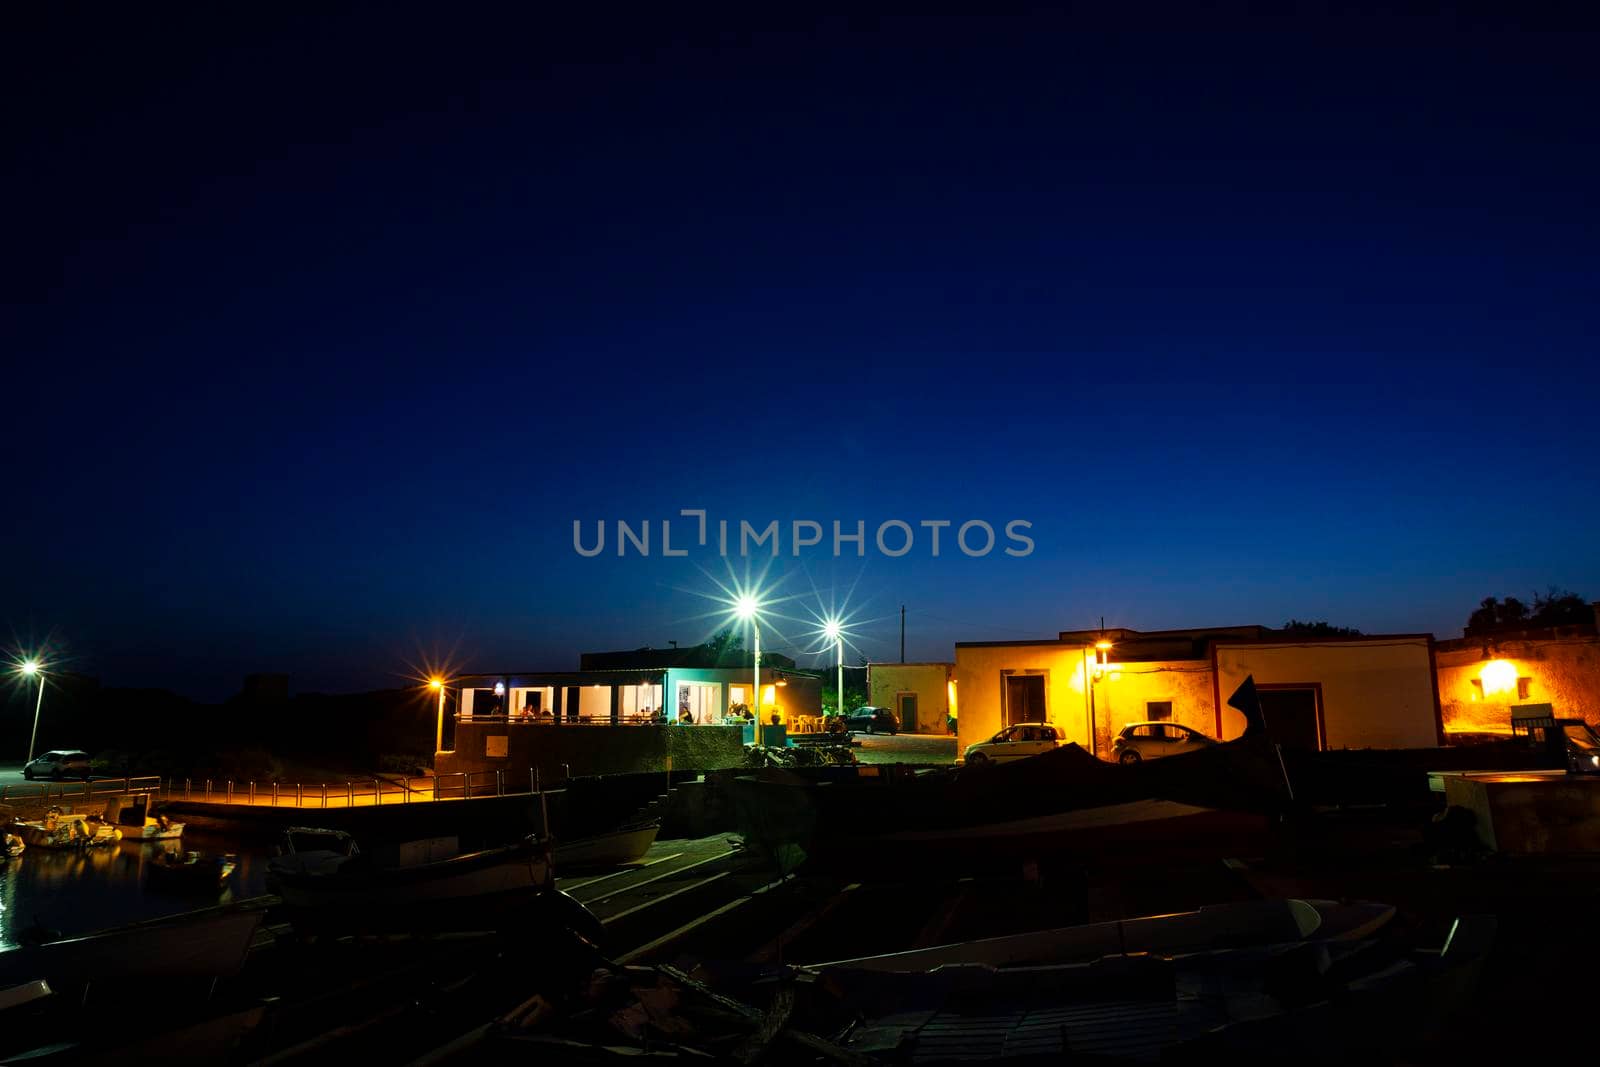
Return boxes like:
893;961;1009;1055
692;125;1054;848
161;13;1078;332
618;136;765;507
1479;659;1518;698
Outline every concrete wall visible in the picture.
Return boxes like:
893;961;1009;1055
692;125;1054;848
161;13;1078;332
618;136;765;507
1436;636;1600;735
867;663;953;733
1214;639;1440;749
954;642;1094;754
437;722;746;778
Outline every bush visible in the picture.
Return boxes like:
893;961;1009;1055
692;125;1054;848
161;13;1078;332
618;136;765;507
376;752;432;776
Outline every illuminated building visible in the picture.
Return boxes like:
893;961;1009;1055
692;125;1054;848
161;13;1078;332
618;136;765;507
954;625;1443;758
1434;601;1600;738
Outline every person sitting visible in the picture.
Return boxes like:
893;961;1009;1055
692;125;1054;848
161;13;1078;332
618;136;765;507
678;707;695;725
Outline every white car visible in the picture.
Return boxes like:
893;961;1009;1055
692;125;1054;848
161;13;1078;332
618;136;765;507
1111;722;1216;763
23;749;92;780
964;723;1061;765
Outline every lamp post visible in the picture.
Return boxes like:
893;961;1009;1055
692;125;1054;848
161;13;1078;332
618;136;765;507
823;620;844;718
20;660;45;764
736;596;761;721
1090;640;1113;758
429;678;446;754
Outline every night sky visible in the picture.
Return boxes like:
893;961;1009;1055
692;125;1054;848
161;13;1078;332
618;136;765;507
7;6;1597;699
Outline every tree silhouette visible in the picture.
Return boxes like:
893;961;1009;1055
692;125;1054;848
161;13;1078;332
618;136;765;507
1466;588;1587;635
1279;619;1363;637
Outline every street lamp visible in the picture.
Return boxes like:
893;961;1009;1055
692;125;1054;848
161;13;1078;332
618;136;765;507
429;677;448;753
18;660;45;764
735;596;762;720
823;619;844;718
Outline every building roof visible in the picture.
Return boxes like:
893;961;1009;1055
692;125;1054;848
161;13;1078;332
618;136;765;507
578;643;797;671
958;625;1434;663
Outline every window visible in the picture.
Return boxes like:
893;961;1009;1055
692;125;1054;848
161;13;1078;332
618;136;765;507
1146;701;1172;721
1517;677;1532;701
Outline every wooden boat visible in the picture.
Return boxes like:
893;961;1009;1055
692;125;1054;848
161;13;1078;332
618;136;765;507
147;850;238;894
0;979;51;1014
822;913;1495;1062
266;827;564;933
0;900;268;988
552;820;659;870
106;793;185;841
811;898;1396;973
9;810;121;850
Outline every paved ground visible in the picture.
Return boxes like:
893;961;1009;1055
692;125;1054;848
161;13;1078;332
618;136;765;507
0;763;109;788
851;731;958;765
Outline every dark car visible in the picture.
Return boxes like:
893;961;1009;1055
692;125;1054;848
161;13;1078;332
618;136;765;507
841;705;899;735
23;750;92;780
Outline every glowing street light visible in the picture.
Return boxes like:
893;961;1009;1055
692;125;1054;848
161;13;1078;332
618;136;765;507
17;659;46;763
735;596;763;720
823;619;844;718
429;677;448;753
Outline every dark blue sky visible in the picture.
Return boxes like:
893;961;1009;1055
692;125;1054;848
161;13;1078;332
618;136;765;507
7;5;1597;699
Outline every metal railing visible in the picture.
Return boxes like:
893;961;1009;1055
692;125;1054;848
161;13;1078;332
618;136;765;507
455;714;741;726
0;776;162;803
0;770;567;811
153;769;556;808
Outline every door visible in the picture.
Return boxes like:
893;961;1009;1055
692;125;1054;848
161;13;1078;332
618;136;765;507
991;725;1026;762
898;693;918;733
1004;675;1046;726
1258;687;1322;750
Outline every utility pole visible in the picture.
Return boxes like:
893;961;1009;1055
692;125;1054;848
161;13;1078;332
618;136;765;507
900;605;906;663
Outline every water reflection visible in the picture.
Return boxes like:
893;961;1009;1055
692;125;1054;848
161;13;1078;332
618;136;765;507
0;831;270;949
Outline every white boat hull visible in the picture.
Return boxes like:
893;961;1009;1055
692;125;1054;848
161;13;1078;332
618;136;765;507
118;820;185;842
10;816;121;850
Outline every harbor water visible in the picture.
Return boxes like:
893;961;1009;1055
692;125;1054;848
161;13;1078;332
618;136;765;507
0;830;271;949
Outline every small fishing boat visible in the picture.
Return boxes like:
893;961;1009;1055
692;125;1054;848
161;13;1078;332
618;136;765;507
147;849;238;894
810;898;1396;973
9;809;121;850
267;827;589;935
105;793;185;842
0;900;268;988
552;819;660;870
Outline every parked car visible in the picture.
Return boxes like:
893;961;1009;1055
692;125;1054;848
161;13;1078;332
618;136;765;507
1111;722;1216;763
964;723;1061;765
23;750;92;780
838;706;899;735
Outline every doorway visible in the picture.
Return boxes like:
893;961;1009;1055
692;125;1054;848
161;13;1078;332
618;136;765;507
1004;674;1046;725
897;692;918;733
1257;686;1323;750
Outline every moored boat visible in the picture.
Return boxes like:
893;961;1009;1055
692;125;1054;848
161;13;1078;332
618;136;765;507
266;827;594;936
106;793;185;842
0;899;268;988
552;819;660;870
9;809;121;850
147;849;238;894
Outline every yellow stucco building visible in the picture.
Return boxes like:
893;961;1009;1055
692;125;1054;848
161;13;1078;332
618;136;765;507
954;625;1443;757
